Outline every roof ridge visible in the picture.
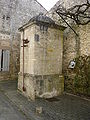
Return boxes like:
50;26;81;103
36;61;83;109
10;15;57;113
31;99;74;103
29;13;55;24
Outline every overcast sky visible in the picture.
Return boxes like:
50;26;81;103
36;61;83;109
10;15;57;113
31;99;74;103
37;0;58;11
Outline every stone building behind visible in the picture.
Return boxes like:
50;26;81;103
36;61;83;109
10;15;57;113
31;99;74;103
47;0;90;96
0;0;46;81
47;0;90;72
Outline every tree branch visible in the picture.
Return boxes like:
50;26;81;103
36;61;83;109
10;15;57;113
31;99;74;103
56;1;90;25
56;11;78;36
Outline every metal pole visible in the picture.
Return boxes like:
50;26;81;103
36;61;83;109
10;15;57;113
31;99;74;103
22;29;26;91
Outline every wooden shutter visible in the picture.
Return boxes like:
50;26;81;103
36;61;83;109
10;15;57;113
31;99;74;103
2;50;10;71
0;49;2;71
3;50;5;71
6;50;10;71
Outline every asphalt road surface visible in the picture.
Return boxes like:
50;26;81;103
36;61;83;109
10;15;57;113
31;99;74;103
0;91;28;120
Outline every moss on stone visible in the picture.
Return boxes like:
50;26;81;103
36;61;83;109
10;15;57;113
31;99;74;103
65;55;90;96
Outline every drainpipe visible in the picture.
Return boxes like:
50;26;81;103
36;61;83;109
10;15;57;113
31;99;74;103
22;29;26;91
22;29;29;91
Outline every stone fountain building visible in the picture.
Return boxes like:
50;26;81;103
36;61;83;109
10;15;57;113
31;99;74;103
18;13;66;100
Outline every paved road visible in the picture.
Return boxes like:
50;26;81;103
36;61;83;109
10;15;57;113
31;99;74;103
0;90;27;120
0;80;90;120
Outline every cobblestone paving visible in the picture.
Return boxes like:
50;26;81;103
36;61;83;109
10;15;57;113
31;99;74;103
0;90;27;119
0;80;90;120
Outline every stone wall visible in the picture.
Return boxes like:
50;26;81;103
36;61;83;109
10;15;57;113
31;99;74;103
19;24;64;75
18;23;65;100
0;32;10;80
47;0;90;96
34;25;64;75
0;0;47;33
0;32;20;80
79;24;90;56
0;0;46;81
46;0;90;64
63;23;90;96
63;24;90;72
11;0;47;33
46;0;87;26
18;73;64;100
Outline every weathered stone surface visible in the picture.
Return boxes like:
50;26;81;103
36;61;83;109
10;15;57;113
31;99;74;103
18;73;64;100
0;91;27;120
46;0;87;26
19;24;64;75
63;24;90;96
63;24;90;72
0;0;46;81
47;0;90;96
18;15;65;100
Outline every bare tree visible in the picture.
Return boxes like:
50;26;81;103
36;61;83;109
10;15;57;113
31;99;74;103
55;0;90;35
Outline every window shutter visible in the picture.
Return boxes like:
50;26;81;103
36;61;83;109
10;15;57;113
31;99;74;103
6;50;10;71
2;50;10;71
2;50;5;71
0;50;2;71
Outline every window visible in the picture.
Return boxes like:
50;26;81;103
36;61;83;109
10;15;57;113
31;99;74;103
35;34;39;42
0;49;10;71
40;25;48;32
2;15;5;19
6;16;10;20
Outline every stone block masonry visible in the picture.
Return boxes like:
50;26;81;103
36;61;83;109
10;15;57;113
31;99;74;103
47;0;90;96
18;73;64;100
0;0;47;81
18;14;65;100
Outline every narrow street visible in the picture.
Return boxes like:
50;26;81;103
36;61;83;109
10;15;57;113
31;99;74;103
0;80;90;120
0;90;27;120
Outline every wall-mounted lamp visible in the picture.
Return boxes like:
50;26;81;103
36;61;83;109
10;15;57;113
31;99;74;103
68;60;76;69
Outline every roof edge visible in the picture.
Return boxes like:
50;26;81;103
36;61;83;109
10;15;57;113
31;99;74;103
34;0;47;12
18;20;66;31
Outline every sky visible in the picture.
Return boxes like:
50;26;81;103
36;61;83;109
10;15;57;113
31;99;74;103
37;0;58;11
